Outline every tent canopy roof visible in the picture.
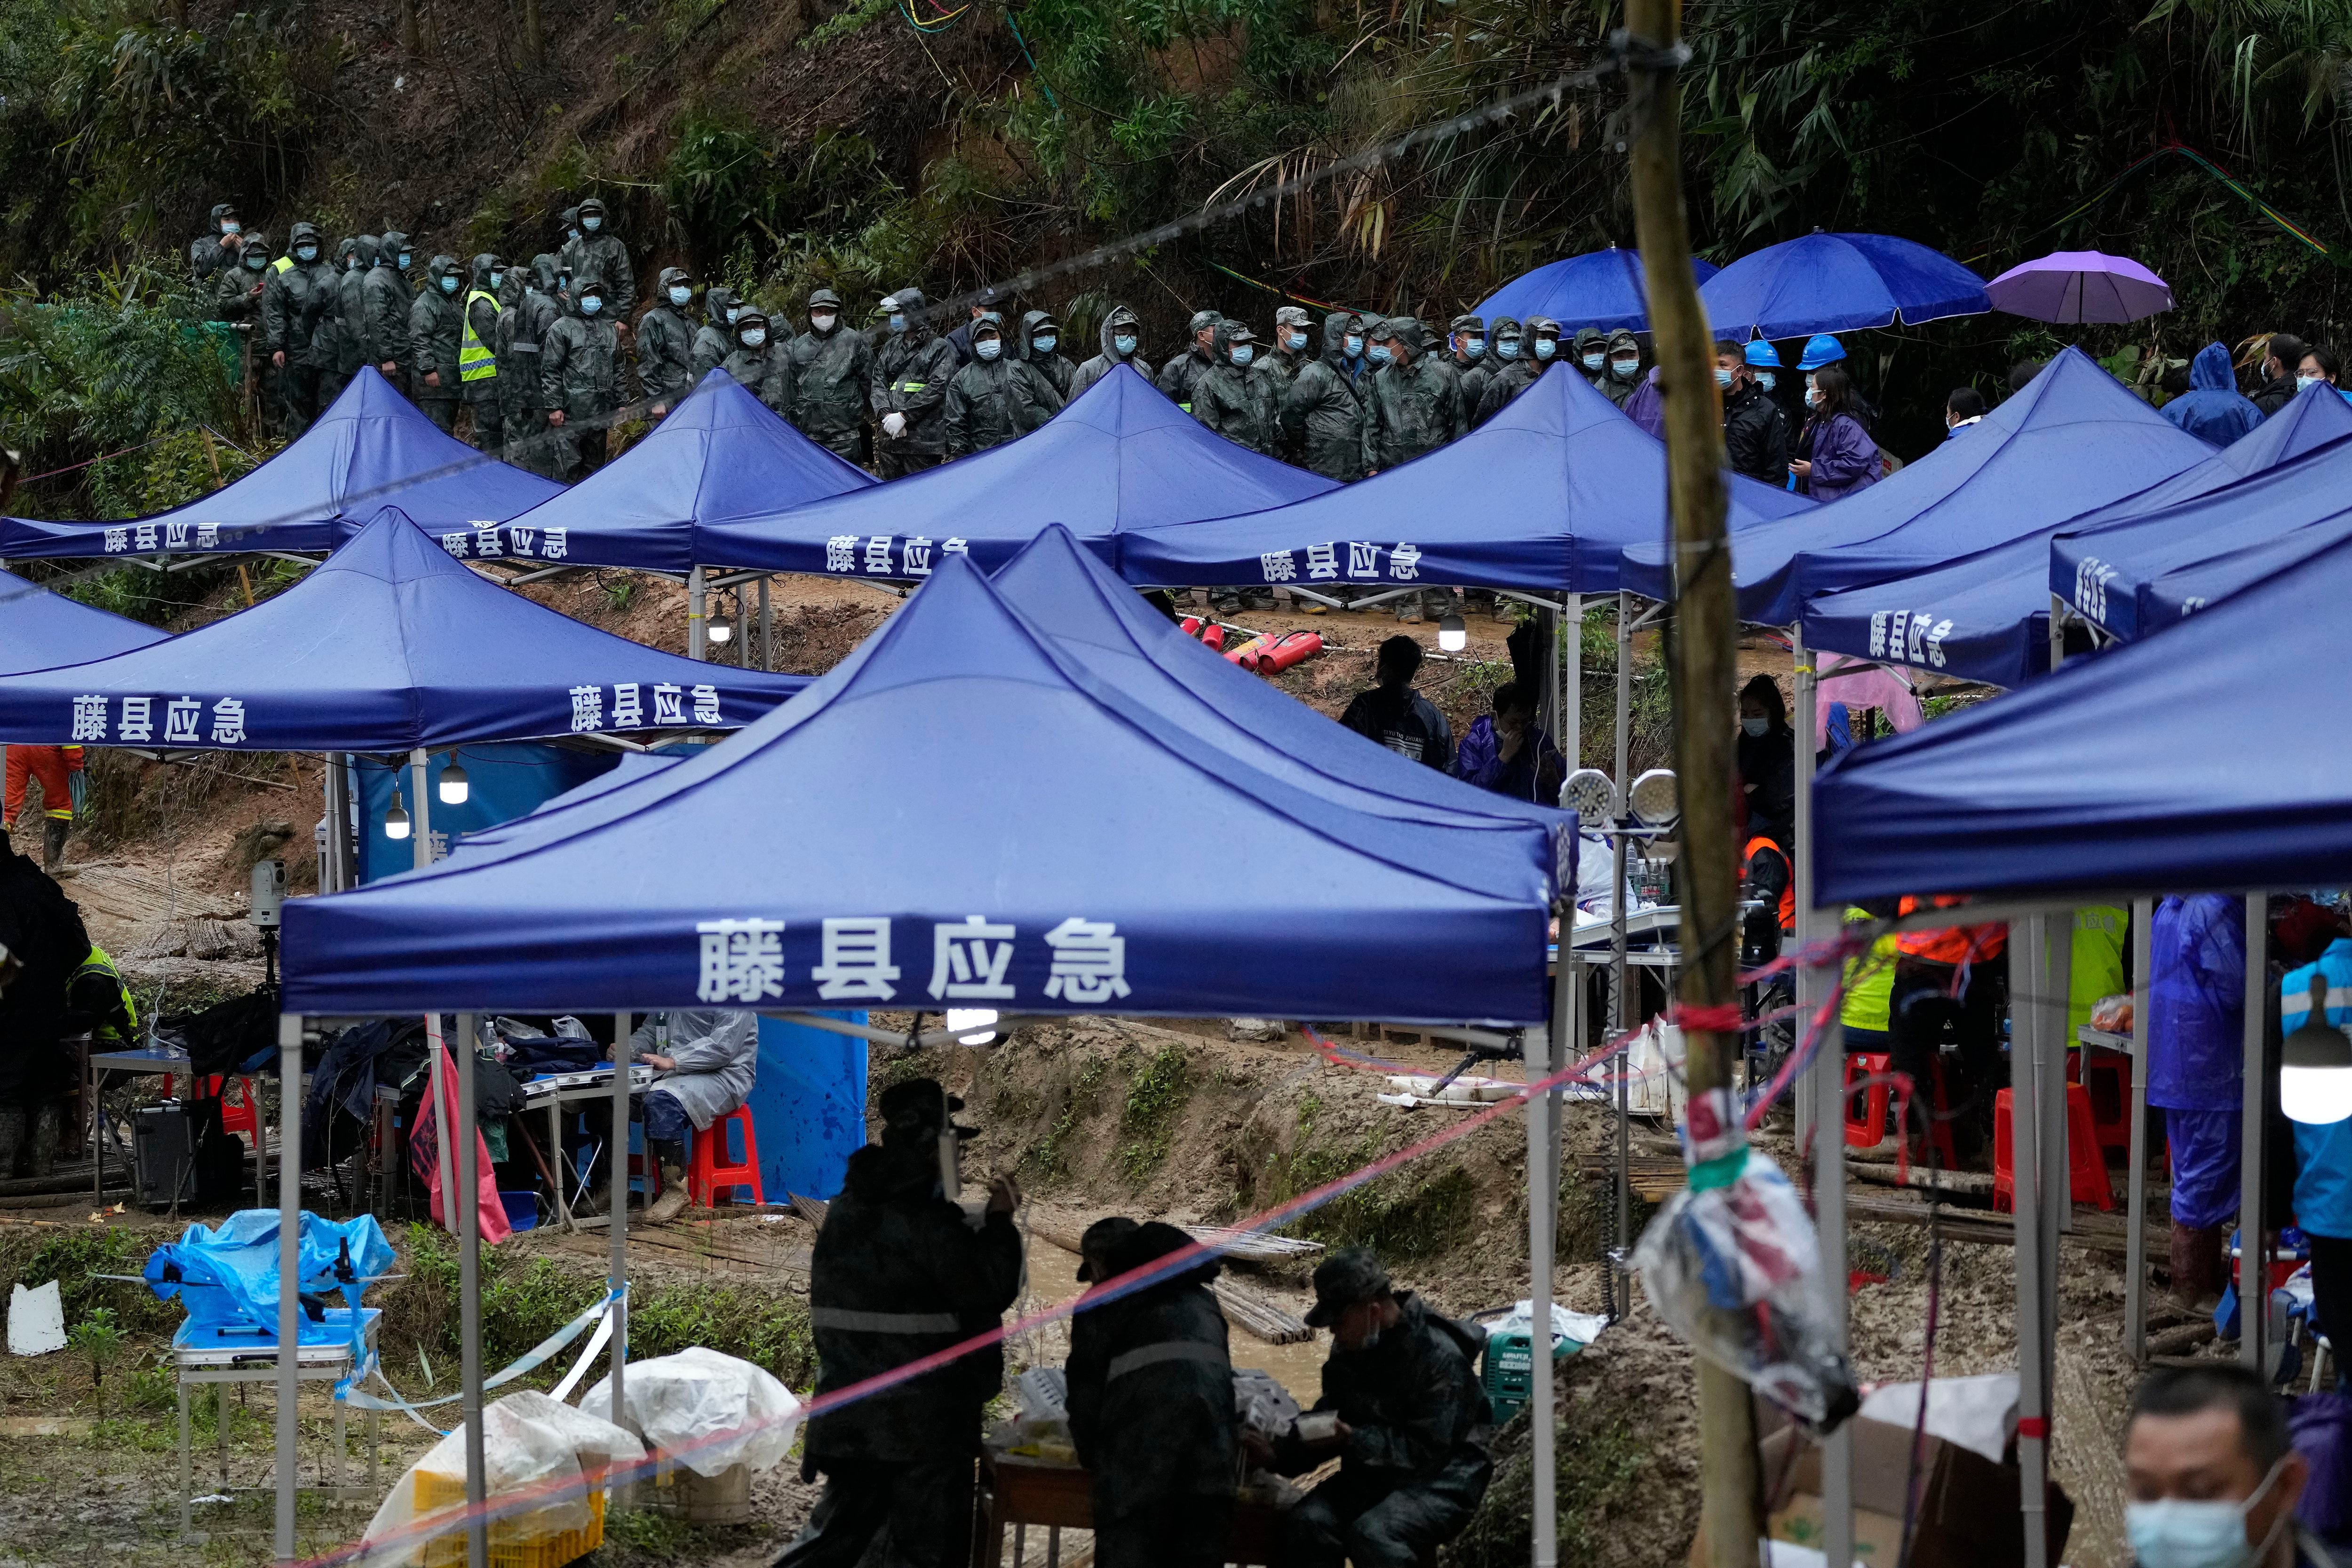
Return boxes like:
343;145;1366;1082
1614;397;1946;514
281;549;1559;1022
698;365;1335;578
1121;364;1811;594
0;507;806;751
0;570;168;676
0;369;560;561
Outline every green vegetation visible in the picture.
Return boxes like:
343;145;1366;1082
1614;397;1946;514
1114;1045;1192;1184
1236;1094;1478;1262
1024;1052;1111;1184
1452;1377;1657;1568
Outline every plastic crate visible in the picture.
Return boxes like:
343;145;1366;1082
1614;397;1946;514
414;1468;606;1568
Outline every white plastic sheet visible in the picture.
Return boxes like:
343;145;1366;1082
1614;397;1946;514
1855;1373;2020;1465
359;1390;644;1567
578;1346;801;1478
1491;1299;1609;1354
7;1281;65;1356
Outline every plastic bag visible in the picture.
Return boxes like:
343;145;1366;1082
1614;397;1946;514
2090;993;2134;1034
1232;1368;1301;1438
577;1346;800;1478
1631;1118;1858;1431
1489;1299;1610;1355
360;1390;644;1568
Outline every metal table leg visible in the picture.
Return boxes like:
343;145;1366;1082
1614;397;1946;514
179;1380;192;1540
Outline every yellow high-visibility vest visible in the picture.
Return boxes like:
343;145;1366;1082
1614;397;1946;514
460;290;499;383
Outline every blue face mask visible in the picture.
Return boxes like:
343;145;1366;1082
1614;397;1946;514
1113;334;1137;355
1582;352;1605;371
1715;366;1733;388
398;252;413;270
1034;335;1056;354
668;286;691;306
976;337;1002;360
1286;331;1307;351
1758;371;1776;391
888;313;907;333
1367;344;1392;366
490;271;504;289
1232;344;1254;366
580;296;603;316
2125;1459;2287;1568
583;215;602;232
725;305;740;324
1533;338;1556;361
1498;339;1521;360
245;253;267;270
294;245;318;263
1463;337;1484;359
741;328;766;348
1344;335;1364;358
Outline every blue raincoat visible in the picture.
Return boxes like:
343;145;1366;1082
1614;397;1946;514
2149;894;2247;1231
2288;938;2352;1239
2160;342;2264;446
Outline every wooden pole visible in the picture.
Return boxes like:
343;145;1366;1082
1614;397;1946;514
1622;0;1763;1560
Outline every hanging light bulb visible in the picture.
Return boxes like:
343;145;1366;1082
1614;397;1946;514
946;1009;999;1046
708;614;734;646
438;755;469;806
2283;972;2352;1124
1438;613;1467;653
384;785;411;841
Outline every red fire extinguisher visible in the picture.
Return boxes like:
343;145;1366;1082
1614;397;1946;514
1180;616;1203;638
1240;631;1323;674
1199;622;1226;652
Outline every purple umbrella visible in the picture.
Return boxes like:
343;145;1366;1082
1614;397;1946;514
1987;250;2173;324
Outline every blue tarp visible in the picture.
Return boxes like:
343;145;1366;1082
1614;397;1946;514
1472;247;1720;334
1620;347;2214;624
1699;232;1991;339
0;370;560;561
1798;383;2352;685
280;552;1563;1023
749;1014;866;1202
0;507;807;751
352;745;620;882
2050;432;2352;639
145;1209;395;1345
697;365;1335;577
1813;523;2352;901
484;370;874;573
0;569;167;674
1120;363;1812;594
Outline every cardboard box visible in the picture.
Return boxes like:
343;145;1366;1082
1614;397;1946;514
1693;1414;2072;1568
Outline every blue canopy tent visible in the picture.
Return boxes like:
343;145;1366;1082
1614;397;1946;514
1618;348;2215;627
0;506;806;753
2141;509;2352;624
2049;432;2352;641
482;371;873;573
698;365;1334;578
0;569;167;674
1698;231;1991;339
1797;383;2352;687
1471;246;1721;333
1122;362;1811;597
0;370;560;563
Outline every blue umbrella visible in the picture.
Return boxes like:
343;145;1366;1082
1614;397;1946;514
1472;246;1721;334
1700;231;1990;340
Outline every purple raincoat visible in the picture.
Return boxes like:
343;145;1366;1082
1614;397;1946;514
1800;411;1880;501
1621;366;1664;437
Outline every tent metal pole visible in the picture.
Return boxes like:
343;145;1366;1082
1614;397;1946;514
737;587;751;669
610;1013;631;1449
2048;594;2066;673
2045;917;2073;1257
2126;898;2153;1363
2014;915;2050;1568
688;566;707;660
455;1013;488;1568
273;1011;302;1565
411;748;432;870
2241;890;2268;1374
1527;1002;1560;1568
321;756;343;893
1610;588;1632;1031
759;577;773;674
1537;606;1559;769
428;1017;457;1239
1792;629;1816;1142
1563;592;1581;773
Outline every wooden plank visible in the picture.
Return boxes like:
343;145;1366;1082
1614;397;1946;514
1211;1278;1313;1345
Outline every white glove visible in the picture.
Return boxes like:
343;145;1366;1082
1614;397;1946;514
882;412;907;438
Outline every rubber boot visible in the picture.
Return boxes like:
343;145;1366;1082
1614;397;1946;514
2170;1220;2227;1311
0;1107;25;1179
41;819;70;878
643;1139;691;1225
26;1102;60;1179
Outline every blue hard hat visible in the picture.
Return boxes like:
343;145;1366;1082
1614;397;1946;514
1797;334;1846;370
1744;340;1783;368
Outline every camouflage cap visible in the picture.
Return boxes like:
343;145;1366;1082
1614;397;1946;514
1304;1247;1394;1327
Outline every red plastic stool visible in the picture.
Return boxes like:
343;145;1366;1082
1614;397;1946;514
1993;1085;2115;1212
1843;1052;1956;1169
2068;1050;2133;1164
688;1105;764;1207
175;1074;262;1147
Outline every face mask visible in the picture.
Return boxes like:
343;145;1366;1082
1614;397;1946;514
2300;374;2324;391
246;254;266;271
1715;366;1733;388
1344;335;1364;358
583;215;602;232
1806;388;1824;409
1034;334;1056;354
1610;356;1637;378
1497;339;1521;361
811;311;837;331
294;245;318;263
1758;372;1776;391
1232;345;1254;366
1742;716;1770;738
1286;332;1307;351
976;337;1002;360
439;275;459;294
1464;337;1485;359
741;328;766;348
668;286;691;307
398;252;413;270
1581;352;1605;371
888;313;907;333
1533;338;1557;361
726;306;741;324
349;257;363;272
490;271;504;289
1367;344;1393;366
580;296;603;316
567;229;582;243
2125;1458;2287;1568
1114;334;1137;355
222;221;241;236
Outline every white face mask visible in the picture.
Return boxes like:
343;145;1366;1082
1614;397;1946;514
1758;372;1776;391
2125;1457;2288;1568
740;328;767;348
2299;374;2324;391
976;337;1002;360
1805;388;1824;408
811;312;837;331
